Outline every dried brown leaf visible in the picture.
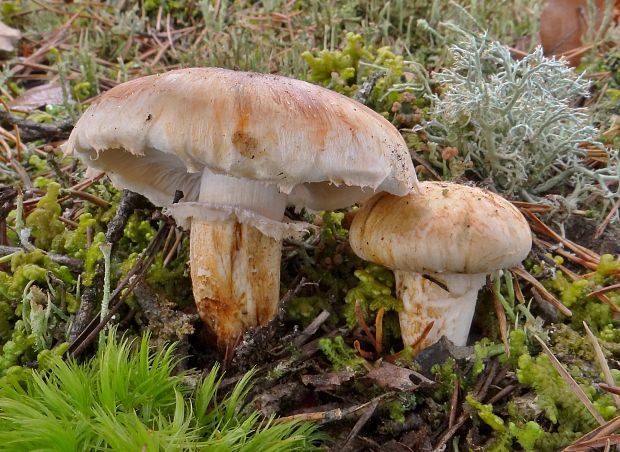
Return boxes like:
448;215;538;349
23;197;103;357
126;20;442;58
539;0;612;66
0;21;21;53
301;370;355;388
10;83;72;112
366;362;433;392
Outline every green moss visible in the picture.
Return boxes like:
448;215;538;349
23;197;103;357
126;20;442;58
344;264;401;326
467;395;505;432
8;251;73;298
431;358;458;403
544;264;619;332
318;336;365;372
515;347;616;450
0;320;36;377
24;182;65;250
508;421;544;452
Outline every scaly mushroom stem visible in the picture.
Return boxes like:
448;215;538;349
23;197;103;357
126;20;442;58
395;271;487;348
190;169;287;351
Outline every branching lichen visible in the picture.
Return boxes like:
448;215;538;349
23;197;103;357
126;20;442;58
425;28;620;219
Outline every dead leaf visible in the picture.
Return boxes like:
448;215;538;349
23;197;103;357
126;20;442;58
0;21;21;53
539;0;614;66
301;370;355;388
366;362;434;392
10;83;72;112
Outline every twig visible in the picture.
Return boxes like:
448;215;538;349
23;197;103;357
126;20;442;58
68;190;152;342
68;220;170;356
0;109;73;143
293;310;330;347
0;245;82;270
534;335;605;425
448;375;459;429
352;71;385;105
276;392;394;425
342;397;380;451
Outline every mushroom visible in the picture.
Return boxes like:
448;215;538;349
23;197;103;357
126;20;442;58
64;67;418;352
348;181;531;349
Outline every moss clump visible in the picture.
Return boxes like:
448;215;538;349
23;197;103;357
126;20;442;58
318;336;366;372
344;264;402;345
302;32;408;112
544;254;620;333
516;346;616;450
24;182;65;250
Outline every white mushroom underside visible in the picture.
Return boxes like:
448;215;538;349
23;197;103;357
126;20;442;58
164;167;315;239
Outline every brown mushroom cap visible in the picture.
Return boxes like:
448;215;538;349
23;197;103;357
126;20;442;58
349;182;532;274
65;68;416;212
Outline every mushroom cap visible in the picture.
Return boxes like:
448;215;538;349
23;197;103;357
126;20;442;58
349;181;532;274
65;68;416;212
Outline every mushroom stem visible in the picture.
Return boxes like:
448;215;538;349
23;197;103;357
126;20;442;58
395;271;486;348
190;169;287;351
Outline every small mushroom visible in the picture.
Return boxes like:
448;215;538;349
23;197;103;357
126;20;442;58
348;181;531;349
65;67;418;352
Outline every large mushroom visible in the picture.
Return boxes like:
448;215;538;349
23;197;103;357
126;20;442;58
349;181;531;349
65;67;418;353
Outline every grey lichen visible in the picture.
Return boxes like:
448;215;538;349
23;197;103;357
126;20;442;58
424;28;620;219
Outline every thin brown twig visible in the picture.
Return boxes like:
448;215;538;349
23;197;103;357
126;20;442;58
448;375;459;429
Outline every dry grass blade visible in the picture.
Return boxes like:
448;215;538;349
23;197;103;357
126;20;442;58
489;279;510;357
535;237;598;270
534;335;605;425
600;384;620;396
354;301;377;351
511;267;572;316
583;322;620;409
564;414;620;451
588;282;620;298
411;321;435;354
374;307;384;355
523;209;600;262
595;197;620;239
353;340;374;360
564;435;620;451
